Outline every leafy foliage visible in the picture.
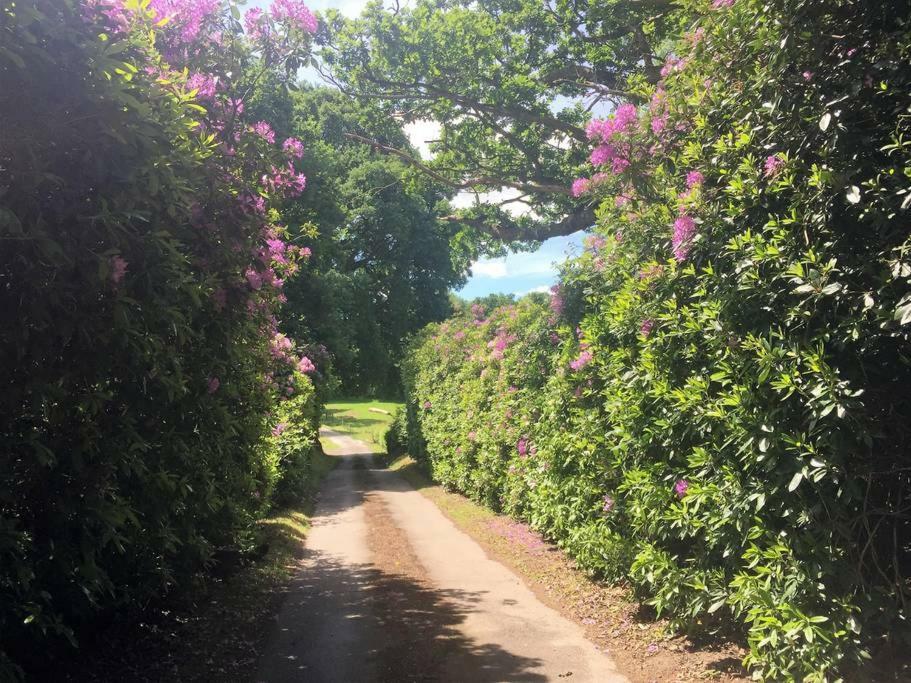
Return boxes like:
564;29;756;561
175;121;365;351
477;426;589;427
401;0;911;678
252;87;475;395
0;0;321;675
320;0;687;240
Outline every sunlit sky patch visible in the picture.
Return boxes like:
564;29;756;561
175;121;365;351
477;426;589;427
455;231;587;300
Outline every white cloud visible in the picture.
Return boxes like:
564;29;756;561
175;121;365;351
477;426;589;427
403;119;442;159
471;259;509;278
451;187;536;218
514;285;551;296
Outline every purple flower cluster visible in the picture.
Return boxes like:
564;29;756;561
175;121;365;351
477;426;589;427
283;138;305;159
110;255;128;284
187;72;218;100
586;104;638;175
149;0;220;45
244;7;268;41
571;177;590;198
270;0;318;33
549;285;564;317
253;121;276;144
685;170;704;188
569;350;593;371
517;438;529;457
672;215;696;262
763;154;786;178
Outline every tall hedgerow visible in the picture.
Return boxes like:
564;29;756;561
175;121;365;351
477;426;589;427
0;0;322;675
402;0;911;678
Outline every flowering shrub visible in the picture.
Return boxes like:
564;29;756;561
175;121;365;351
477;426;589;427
0;0;320;674
401;0;911;679
264;371;322;507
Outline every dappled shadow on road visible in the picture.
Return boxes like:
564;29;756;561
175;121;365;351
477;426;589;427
259;454;546;682
264;550;546;682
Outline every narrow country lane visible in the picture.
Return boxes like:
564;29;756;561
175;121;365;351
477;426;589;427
257;429;628;683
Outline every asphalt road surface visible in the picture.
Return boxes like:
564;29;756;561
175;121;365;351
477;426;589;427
257;429;627;683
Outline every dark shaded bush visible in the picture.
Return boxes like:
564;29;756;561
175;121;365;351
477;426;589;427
0;0;319;676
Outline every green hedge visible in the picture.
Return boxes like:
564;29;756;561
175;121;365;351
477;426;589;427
401;1;911;679
0;1;320;676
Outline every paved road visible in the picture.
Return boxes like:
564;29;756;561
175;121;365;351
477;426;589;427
257;429;627;682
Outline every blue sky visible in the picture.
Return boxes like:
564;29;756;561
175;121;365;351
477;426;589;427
456;231;587;299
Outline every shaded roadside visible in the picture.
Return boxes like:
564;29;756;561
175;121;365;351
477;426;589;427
53;449;337;682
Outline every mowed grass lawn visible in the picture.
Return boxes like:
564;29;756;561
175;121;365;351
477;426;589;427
323;399;402;451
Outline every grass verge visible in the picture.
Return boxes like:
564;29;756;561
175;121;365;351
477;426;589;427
60;448;337;681
388;454;749;683
323;398;401;450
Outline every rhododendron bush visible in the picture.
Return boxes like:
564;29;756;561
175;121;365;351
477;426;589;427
0;0;322;673
401;0;911;679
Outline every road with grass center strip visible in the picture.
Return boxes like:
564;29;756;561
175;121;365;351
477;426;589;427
257;428;627;682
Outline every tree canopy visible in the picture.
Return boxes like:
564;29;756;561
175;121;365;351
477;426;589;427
249;86;476;394
318;0;686;240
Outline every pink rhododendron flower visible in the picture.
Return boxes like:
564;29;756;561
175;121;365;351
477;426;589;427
571;177;590;197
468;431;477;441
763;154;786;177
517;438;528;457
149;0;220;44
686;27;705;45
675;479;689;498
244;7;268;40
569;350;593;371
270;0;318;33
187;72;218;100
672;215;697;261
252;121;276;144
110;256;128;284
660;55;686;78
586;104;638;175
246;268;263;290
423;400;432;409
650;113;668;136
549;285;564;317
802;70;814;81
686;171;704;188
81;0;131;33
283;137;305;159
602;495;615;513
712;0;734;7
297;356;316;374
207;376;220;394
640;319;655;337
584;235;607;252
272;422;287;436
